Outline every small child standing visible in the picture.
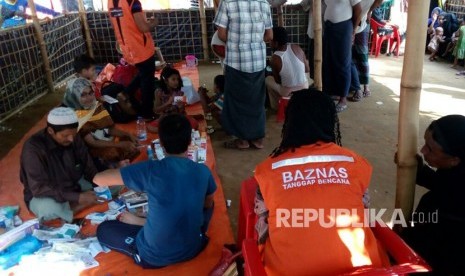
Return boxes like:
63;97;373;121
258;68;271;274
452;21;465;69
428;27;446;61
148;67;198;132
198;75;225;133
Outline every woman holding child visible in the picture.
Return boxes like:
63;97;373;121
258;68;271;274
63;77;140;169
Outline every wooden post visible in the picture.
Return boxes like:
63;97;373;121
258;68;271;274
199;0;210;61
277;4;284;27
27;0;54;93
312;0;322;90
396;0;429;223
78;0;94;58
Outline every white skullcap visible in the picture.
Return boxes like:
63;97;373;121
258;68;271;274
47;107;78;126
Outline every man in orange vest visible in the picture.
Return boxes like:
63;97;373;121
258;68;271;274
107;0;157;119
254;89;386;275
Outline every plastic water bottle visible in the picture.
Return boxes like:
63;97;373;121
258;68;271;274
146;145;155;160
136;117;147;142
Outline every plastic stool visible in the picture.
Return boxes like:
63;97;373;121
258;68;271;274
276;96;290;123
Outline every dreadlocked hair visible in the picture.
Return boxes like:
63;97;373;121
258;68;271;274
270;88;342;158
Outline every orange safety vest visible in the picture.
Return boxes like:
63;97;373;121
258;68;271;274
254;142;386;276
107;0;155;65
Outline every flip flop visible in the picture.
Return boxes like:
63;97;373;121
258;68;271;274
249;139;264;149
224;139;250;150
348;90;363;102
363;89;371;97
335;103;348;113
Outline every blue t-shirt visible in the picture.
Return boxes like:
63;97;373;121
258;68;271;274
120;156;217;266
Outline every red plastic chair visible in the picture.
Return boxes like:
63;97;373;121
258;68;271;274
238;177;259;248
238;177;431;276
369;19;393;57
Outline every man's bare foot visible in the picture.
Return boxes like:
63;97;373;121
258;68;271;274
119;211;146;226
250;138;264;149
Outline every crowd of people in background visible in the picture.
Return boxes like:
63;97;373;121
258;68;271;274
426;5;465;75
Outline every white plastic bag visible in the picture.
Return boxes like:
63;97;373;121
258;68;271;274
181;77;200;104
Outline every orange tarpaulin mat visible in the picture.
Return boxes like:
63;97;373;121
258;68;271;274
0;65;235;275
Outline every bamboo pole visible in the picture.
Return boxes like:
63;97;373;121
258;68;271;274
199;0;210;61
78;0;94;58
312;0;322;90
27;0;54;94
277;4;284;27
396;1;429;223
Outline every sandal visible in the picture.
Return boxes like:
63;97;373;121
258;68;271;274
335;103;348;113
207;125;215;134
224;139;250;150
363;89;371;97
205;113;213;121
348;90;363;102
249;138;264;149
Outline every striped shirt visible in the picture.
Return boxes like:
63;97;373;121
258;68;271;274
213;0;272;73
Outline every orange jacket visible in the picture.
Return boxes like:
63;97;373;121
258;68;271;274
108;0;155;65
254;142;386;276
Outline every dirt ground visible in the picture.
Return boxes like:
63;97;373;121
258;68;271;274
1;55;465;237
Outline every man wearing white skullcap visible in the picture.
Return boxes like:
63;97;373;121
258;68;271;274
20;107;100;223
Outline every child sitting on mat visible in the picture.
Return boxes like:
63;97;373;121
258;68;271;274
198;74;225;133
148;67;198;133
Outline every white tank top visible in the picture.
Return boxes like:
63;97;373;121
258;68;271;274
274;45;308;88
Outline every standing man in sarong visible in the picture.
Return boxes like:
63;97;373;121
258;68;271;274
322;0;362;113
214;0;273;150
107;0;157;120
